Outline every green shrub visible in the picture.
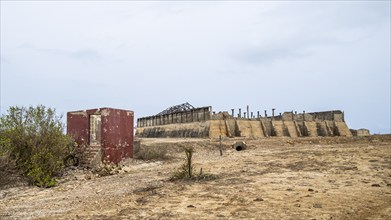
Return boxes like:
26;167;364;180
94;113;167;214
0;105;73;187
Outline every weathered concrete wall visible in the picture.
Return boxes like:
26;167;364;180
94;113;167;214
334;121;353;137
309;110;344;122
137;107;211;128
136;110;352;139
135;117;352;139
282;110;344;122
351;129;370;136
209;120;228;138
236;120;253;138
284;121;299;137
136;121;210;138
225;119;237;138
271;121;285;137
304;121;319;137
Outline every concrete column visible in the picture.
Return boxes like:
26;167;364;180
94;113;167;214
272;108;275;120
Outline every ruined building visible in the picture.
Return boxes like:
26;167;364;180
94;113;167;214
67;107;134;167
136;103;352;138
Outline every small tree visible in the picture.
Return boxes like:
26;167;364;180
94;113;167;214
0;105;73;187
170;146;217;182
171;146;195;180
184;147;194;178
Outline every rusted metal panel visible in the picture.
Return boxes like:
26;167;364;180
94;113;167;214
101;108;134;164
67;111;89;145
67;107;134;164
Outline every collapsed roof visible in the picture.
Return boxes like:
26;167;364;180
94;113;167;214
156;102;195;116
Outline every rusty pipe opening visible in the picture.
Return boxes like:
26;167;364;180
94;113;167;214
233;141;247;151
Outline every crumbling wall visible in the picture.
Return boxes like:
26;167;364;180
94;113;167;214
334;121;353;137
67;108;134;165
136;121;209;138
351;128;370;136
284;121;299;137
137;107;211;128
136;110;352;138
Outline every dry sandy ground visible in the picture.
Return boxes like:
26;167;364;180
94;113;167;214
0;135;390;219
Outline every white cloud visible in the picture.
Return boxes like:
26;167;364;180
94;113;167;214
1;1;390;133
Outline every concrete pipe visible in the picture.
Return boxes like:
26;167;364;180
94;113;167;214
233;141;247;151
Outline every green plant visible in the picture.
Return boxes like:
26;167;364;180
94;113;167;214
171;146;217;181
0;105;73;187
184;147;194;178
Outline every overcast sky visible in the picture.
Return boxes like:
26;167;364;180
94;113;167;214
1;1;390;134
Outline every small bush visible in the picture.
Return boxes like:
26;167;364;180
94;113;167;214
0;105;73;187
171;146;217;181
172;146;194;179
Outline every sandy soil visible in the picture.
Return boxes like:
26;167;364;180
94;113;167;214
1;135;390;219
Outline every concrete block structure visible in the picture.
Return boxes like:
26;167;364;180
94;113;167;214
136;103;352;139
351;128;370;136
67;107;134;166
